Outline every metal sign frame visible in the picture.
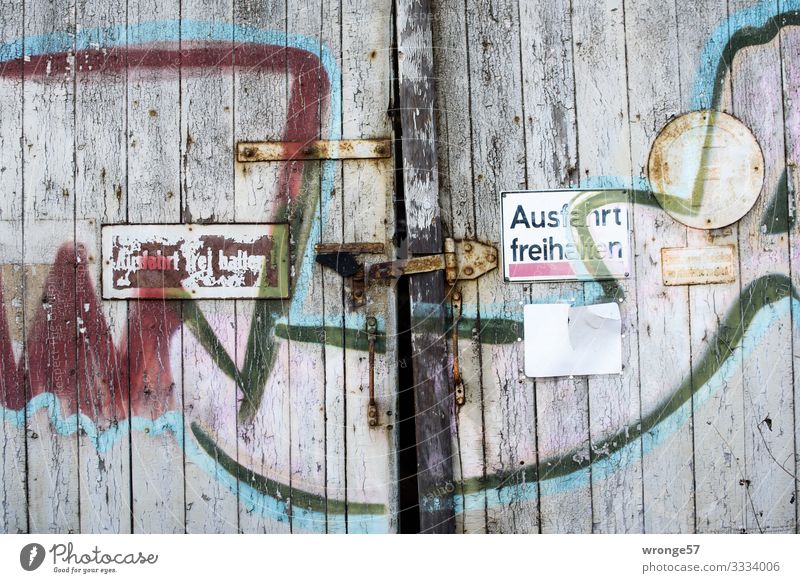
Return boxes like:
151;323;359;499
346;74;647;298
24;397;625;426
500;189;632;283
101;223;290;300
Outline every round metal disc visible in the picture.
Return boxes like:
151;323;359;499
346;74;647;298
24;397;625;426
647;110;764;229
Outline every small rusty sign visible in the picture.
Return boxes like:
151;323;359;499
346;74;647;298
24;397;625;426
661;245;736;286
102;224;289;300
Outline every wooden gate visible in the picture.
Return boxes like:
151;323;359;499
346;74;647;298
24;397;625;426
2;0;800;534
0;0;397;534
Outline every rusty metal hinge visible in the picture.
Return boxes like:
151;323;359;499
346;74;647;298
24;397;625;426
314;237;498;308
367;238;497;286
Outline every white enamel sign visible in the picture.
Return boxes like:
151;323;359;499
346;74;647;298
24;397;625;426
500;189;631;282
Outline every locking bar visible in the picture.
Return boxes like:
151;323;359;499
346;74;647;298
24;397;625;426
367;238;498;286
314;237;498;308
237;139;392;162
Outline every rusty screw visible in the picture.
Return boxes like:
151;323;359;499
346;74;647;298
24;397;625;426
464;266;474;276
242;146;255;158
464;243;473;252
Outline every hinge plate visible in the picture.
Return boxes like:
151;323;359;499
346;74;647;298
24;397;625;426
368;238;498;285
314;238;498;308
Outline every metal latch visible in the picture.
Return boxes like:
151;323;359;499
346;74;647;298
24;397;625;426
367;238;498;286
314;237;498;307
315;237;498;419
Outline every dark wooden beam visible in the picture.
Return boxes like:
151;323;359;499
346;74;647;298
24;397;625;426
395;0;456;533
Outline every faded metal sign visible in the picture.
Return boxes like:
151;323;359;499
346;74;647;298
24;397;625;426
661;245;736;286
102;224;289;300
648;110;764;229
501;190;631;282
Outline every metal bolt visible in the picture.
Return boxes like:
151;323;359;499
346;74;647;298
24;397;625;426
464;243;473;252
464;266;474;276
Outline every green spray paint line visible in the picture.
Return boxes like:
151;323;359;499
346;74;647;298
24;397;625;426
459;273;797;495
182;301;247;391
192;421;385;516
762;167;793;234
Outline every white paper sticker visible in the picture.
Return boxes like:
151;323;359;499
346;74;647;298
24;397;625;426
523;302;622;378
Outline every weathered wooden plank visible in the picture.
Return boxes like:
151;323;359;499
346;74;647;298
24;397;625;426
0;0;27;534
127;2;185;533
318;0;347;534
571;0;643;533
429;0;485;534
180;0;238;534
286;0;329;534
677;0;747;534
396;0;454;533
519;0;589;534
23;0;80;534
464;0;537;534
780;11;800;537
624;0;694;533
343;0;397;534
730;0;795;534
233;0;291;534
74;0;131;533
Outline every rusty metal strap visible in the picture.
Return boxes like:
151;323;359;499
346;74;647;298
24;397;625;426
237;139;392;162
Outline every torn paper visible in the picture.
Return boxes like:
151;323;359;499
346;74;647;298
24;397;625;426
523;302;622;378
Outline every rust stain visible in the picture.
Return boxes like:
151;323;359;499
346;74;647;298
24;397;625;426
315;242;385;254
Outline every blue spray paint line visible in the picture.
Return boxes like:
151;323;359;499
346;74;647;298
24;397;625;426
690;0;800;109
2;395;387;533
457;296;796;514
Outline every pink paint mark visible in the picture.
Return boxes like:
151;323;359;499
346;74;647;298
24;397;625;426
508;262;575;278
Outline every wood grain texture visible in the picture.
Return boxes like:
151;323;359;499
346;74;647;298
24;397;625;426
0;0;27;534
677;0;747;534
287;0;327;534
233;0;291;534
464;0;538;534
181;0;238;534
342;0;398;534
2;0;800;535
780;11;800;538
519;0;590;534
430;0;485;534
730;0;795;533
396;0;455;533
23;0;80;534
127;0;185;534
75;0;131;534
571;0;643;534
319;0;347;533
624;0;694;533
